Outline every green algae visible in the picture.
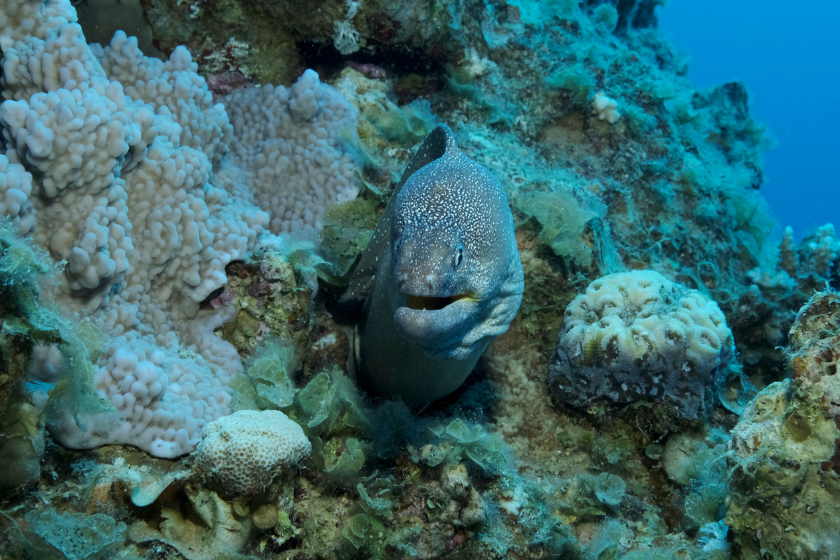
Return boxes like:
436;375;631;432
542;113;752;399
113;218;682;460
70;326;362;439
411;418;511;476
516;190;601;267
319;198;379;285
0;221;114;489
230;338;299;411
546;63;597;105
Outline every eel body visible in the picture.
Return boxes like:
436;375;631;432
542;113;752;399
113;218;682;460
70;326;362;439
343;124;524;406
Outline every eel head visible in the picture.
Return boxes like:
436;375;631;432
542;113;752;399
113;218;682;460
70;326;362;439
389;141;522;360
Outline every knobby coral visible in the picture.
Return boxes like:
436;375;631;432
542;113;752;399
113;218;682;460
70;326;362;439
0;0;360;458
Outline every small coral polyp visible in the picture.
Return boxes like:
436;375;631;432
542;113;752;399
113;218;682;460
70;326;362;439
548;270;735;419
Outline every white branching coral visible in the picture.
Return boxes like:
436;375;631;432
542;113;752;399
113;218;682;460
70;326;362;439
0;26;154;306
593;91;620;124
94;32;232;166
0;154;36;234
0;0;362;458
749;224;839;292
777;225;799;276
802;223;840;278
548;270;735;419
0;0;75;51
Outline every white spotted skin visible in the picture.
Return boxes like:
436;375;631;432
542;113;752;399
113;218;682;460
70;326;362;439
358;124;524;405
392;149;514;301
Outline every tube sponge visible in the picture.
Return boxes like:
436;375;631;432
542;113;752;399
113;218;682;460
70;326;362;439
548;270;735;419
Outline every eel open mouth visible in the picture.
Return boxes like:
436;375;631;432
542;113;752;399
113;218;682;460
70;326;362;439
404;293;473;311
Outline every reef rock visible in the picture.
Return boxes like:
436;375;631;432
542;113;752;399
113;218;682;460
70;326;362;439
726;290;840;560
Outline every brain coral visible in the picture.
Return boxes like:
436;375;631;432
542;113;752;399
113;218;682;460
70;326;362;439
193;410;311;496
548;270;734;419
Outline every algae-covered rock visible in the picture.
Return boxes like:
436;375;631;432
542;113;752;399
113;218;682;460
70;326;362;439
0;220;110;490
217;247;313;358
0;221;49;489
0;403;44;489
129;485;253;560
141;0;501;85
788;290;840;383
24;509;127;560
662;429;727;487
725;291;840;559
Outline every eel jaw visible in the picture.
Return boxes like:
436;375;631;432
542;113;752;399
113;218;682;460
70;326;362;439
394;292;479;354
403;293;473;311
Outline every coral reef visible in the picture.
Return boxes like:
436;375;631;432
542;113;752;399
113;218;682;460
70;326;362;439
1;0;838;558
726;291;840;559
0;8;270;458
0;1;366;459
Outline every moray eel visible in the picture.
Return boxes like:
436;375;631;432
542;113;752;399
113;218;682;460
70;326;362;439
342;124;524;406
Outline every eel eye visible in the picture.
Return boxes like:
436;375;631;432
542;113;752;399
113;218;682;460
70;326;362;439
394;236;402;257
453;244;465;269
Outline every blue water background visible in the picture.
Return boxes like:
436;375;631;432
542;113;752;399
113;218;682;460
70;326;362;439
659;1;840;240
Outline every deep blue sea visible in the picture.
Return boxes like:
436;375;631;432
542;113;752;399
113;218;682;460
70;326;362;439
660;1;840;240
